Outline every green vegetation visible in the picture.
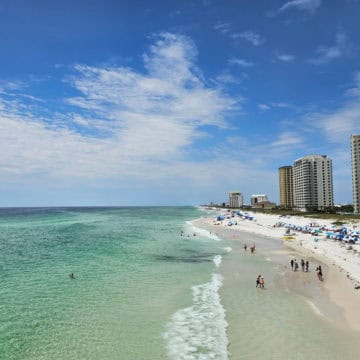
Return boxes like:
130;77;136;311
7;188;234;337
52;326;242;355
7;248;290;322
331;220;345;226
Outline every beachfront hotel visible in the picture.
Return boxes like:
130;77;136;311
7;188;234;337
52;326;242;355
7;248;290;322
293;155;334;211
351;134;360;213
229;191;243;208
250;194;268;205
278;166;294;208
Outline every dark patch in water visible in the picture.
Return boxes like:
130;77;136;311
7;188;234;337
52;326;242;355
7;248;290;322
154;254;213;263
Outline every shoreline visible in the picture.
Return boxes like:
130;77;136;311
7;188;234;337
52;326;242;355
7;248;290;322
192;212;360;333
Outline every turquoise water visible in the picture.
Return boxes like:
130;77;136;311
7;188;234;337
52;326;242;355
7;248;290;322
1;207;359;360
0;207;227;359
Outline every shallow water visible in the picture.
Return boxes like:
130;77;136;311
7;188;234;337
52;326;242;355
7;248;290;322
0;207;358;359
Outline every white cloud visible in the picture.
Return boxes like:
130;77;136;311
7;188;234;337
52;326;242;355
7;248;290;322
214;22;230;35
346;71;360;97
231;31;265;46
258;104;271;111
278;0;322;13
257;102;293;111
277;54;295;62
0;33;239;182
306;71;360;142
271;131;304;146
215;71;239;84
309;31;348;65
308;103;360;143
229;58;254;67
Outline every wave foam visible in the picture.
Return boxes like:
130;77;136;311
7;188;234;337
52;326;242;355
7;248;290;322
164;273;229;360
186;221;221;241
213;255;222;267
305;299;324;318
223;247;232;253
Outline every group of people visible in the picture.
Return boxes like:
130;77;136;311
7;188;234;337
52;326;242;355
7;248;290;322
180;230;197;237
256;275;265;289
289;259;324;281
244;243;256;253
290;258;309;272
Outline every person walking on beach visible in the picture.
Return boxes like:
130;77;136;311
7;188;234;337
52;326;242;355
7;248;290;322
294;260;299;272
244;244;247;251
256;275;261;288
301;259;305;272
316;266;323;281
260;277;265;289
290;259;294;271
305;260;309;272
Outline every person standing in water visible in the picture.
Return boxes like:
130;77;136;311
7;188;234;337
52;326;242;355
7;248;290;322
244;244;247;251
290;259;294;270
256;275;261;288
250;243;256;254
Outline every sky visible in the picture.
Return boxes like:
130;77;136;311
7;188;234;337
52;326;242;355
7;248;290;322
0;0;360;206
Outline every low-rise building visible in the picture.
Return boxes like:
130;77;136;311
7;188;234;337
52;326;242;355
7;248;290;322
252;201;276;210
251;194;268;206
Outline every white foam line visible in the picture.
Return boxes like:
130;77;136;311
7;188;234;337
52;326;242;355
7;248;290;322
164;273;229;360
213;255;222;267
186;221;221;241
223;247;232;253
305;299;324;318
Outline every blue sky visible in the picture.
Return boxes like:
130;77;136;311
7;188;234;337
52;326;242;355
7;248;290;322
0;0;360;206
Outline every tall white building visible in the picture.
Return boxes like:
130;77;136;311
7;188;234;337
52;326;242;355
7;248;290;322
229;191;243;208
351;135;360;213
293;155;334;211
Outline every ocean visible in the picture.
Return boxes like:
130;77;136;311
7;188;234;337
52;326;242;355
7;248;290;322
0;207;358;359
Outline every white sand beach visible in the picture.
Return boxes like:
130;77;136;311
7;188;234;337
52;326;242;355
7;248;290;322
195;209;360;332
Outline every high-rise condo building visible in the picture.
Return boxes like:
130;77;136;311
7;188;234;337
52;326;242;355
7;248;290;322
229;191;243;208
351;134;360;213
279;166;294;208
293;155;334;211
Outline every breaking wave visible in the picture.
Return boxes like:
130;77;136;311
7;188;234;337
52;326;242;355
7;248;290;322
164;273;229;360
